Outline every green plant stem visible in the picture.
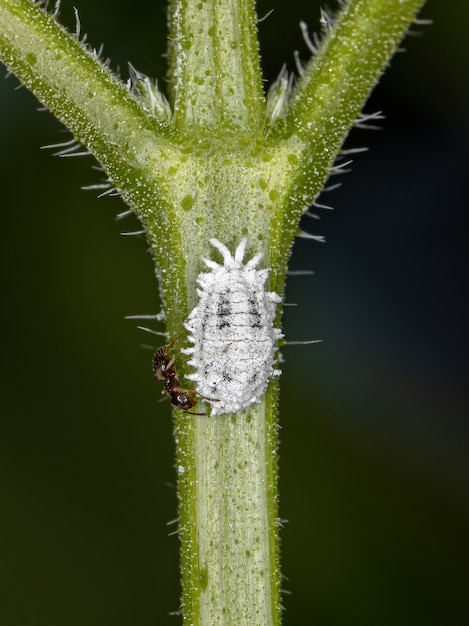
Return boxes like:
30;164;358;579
167;0;264;133
0;0;427;624
166;3;282;622
176;395;281;625
271;0;428;274
0;0;174;197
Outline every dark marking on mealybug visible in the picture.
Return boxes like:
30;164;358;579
216;295;231;329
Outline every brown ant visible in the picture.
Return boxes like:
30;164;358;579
152;336;218;415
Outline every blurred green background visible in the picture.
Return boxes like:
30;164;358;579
1;0;468;624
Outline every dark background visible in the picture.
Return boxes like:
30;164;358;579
1;1;468;624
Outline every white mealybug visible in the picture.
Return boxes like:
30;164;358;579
183;238;283;416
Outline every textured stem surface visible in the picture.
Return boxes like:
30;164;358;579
176;397;280;626
167;0;264;134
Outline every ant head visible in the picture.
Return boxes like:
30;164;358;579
165;383;210;414
170;388;197;411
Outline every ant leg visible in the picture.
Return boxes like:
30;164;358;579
165;353;176;372
195;391;220;403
